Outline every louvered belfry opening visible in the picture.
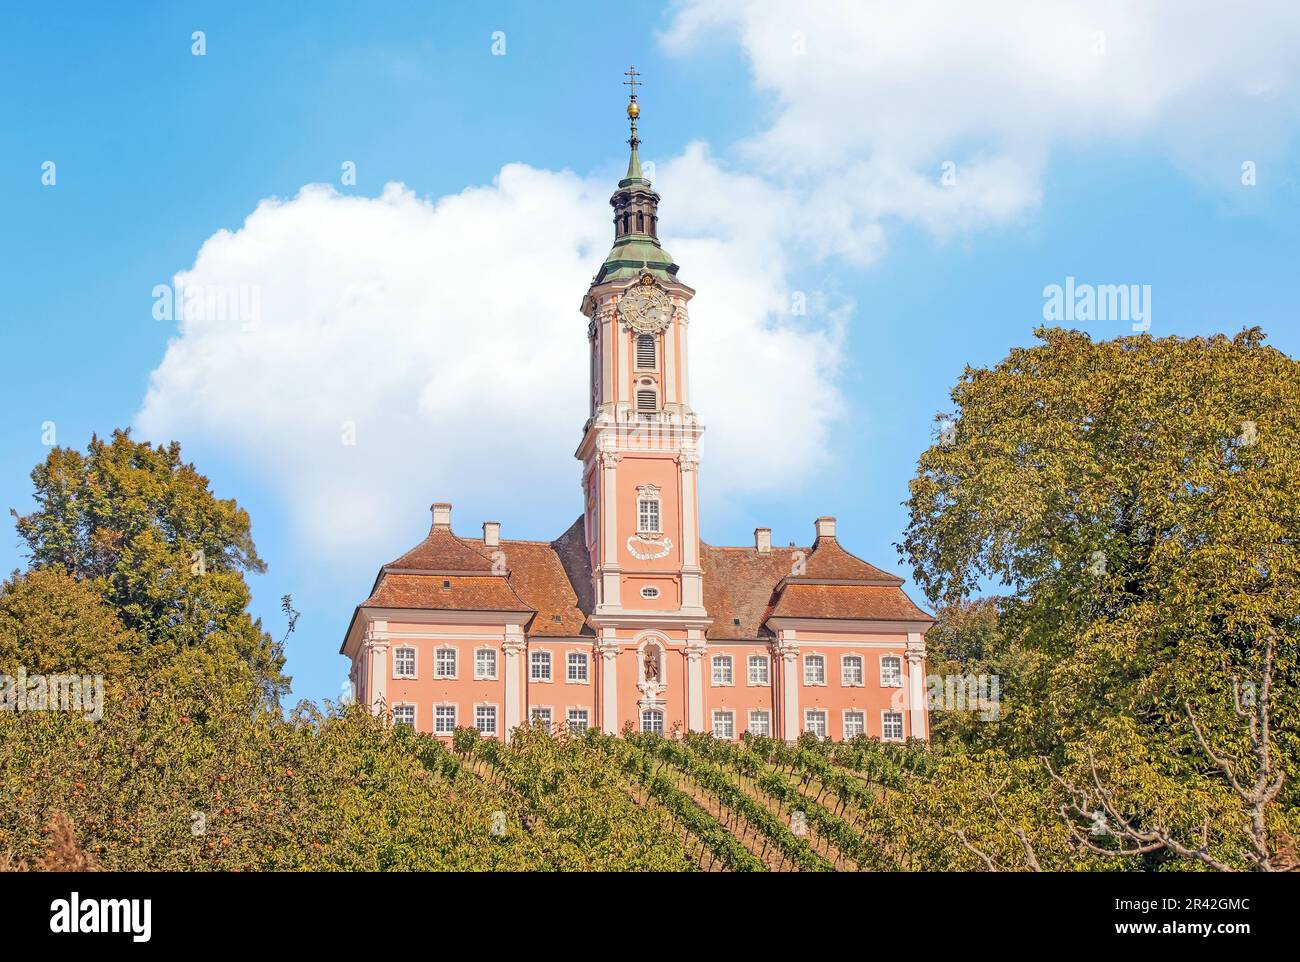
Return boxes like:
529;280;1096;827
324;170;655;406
636;334;656;369
636;387;657;412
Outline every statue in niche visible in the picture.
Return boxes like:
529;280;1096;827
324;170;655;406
643;645;661;684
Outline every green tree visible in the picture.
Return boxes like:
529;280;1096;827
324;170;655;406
13;430;286;698
0;568;135;681
902;327;1300;869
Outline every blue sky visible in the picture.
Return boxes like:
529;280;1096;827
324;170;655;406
3;1;1298;707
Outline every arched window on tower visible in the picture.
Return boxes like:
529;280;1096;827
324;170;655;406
635;334;656;370
636;210;645;232
622;212;631;234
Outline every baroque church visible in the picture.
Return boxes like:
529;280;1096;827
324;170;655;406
341;75;933;744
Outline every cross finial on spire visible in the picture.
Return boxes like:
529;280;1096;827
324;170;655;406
623;65;642;162
620;66;646;183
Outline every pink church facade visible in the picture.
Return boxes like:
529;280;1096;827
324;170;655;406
340;86;933;744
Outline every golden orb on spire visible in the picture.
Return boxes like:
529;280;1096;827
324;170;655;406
627;100;640;119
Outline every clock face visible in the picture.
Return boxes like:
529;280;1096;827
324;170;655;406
618;284;673;334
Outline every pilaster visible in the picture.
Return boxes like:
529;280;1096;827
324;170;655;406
685;631;707;732
503;626;527;741
597;629;620;734
363;621;390;718
777;629;800;743
906;632;928;742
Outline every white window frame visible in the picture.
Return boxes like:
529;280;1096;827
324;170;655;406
748;709;771;737
530;705;553;729
392;703;416;727
881;710;905;742
841;654;865;687
711;654;734;687
393;646;417;680
803;654;827;686
433;703;457;735
566;707;590;734
566;651;589;684
474;646;498;681
434;646;458;679
637;497;661;534
747;654;770;686
640;708;665;734
880;655;903;688
530;649;553;683
804;708;828;739
712;710;735;740
475;703;499;737
843;709;866;739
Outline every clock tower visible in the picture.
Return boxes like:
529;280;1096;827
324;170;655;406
576;68;709;635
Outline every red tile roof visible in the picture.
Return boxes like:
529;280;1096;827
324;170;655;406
459;520;592;636
768;583;931;622
344;517;930;653
363;574;532;612
699;544;794;639
385;526;495;572
803;537;903;584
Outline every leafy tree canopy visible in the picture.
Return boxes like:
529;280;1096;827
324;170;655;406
13;429;286;698
903;327;1299;868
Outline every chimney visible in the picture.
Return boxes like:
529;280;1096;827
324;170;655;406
815;516;836;540
483;521;501;548
754;527;772;554
431;502;452;530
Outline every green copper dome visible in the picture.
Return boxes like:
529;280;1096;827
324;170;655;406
595;71;680;286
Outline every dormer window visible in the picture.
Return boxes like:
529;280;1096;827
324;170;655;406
636;334;656;370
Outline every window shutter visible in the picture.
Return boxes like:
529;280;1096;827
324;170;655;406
636;334;656;369
636;389;657;412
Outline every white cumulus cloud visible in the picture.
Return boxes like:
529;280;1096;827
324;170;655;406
664;0;1300;248
136;161;844;560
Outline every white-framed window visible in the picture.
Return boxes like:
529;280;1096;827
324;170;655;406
841;654;864;687
882;711;905;741
641;708;665;734
434;704;457;734
747;654;769;686
530;650;552;682
530;706;552;729
392;704;415;727
880;655;903;688
435;647;458;679
635;333;657;369
637;497;661;533
711;654;734;686
567;651;589;683
712;710;735;740
804;709;828;739
475;704;498;737
803;654;826;686
393;647;416;679
640;586;660;599
844;710;865;739
567;708;590;734
748;710;771;737
474;647;498;680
